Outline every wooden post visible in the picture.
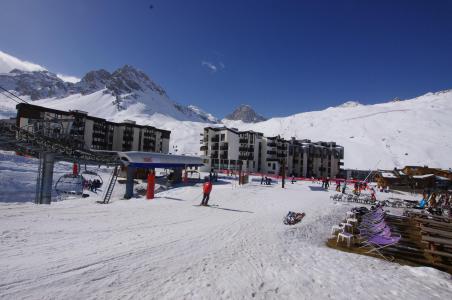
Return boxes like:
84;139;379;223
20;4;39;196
239;161;243;185
281;159;286;188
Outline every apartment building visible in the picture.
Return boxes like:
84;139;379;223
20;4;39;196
15;103;170;153
200;126;344;178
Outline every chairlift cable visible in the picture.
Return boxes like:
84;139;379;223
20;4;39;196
0;85;29;104
0;89;23;105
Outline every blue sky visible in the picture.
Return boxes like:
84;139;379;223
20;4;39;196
1;0;451;118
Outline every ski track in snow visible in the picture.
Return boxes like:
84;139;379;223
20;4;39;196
0;153;451;299
344;109;411;121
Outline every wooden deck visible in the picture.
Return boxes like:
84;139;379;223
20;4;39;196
326;211;452;274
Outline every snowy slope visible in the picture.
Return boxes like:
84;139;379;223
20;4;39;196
0;151;451;299
2;89;452;169
223;90;452;170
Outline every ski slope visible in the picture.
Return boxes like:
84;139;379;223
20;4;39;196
223;90;452;170
0;152;451;299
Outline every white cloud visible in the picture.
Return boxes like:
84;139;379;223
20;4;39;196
57;73;81;83
0;50;80;83
201;61;218;72
0;50;46;73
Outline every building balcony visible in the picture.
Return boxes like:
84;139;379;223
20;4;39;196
239;146;253;152
266;158;279;162
267;150;276;155
267;142;277;147
239;138;248;143
211;136;219;142
220;145;229;150
200;145;208;151
220;154;228;160
239;154;254;160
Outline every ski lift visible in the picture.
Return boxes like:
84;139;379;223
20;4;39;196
54;174;85;197
81;169;103;188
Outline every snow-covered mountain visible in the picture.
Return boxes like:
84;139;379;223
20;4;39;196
223;104;267;123
1;50;452;170
0;52;217;124
223;90;452;170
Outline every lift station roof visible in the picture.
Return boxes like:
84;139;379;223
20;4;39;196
118;151;204;169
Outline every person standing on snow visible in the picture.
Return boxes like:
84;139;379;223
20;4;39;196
370;187;377;202
201;177;213;206
335;180;341;192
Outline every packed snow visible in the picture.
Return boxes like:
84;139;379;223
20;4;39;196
0;151;451;299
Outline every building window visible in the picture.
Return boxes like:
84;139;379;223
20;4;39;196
220;133;225;141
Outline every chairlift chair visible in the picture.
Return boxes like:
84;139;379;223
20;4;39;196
81;169;103;188
54;173;85;197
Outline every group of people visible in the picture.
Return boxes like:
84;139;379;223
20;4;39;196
321;177;330;189
418;191;451;213
260;176;273;185
83;179;101;193
353;181;369;195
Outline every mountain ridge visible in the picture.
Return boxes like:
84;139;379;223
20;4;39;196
224;104;267;123
0;56;215;123
1;50;452;169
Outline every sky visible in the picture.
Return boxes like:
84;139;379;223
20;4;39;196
0;0;451;118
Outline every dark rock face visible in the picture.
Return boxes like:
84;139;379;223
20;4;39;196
0;65;169;100
225;104;267;123
1;69;70;100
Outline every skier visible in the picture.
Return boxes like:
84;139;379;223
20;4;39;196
370;187;376;202
260;176;264;185
291;175;295;184
335;180;341;192
201;177;213;206
342;182;347;194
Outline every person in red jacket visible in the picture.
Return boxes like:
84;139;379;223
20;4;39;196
201;177;213;206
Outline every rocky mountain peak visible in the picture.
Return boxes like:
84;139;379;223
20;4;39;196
224;104;267;123
108;65;166;96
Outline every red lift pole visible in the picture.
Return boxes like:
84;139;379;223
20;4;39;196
146;170;155;200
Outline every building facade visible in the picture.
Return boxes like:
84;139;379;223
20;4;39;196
15;103;170;153
200;126;344;178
